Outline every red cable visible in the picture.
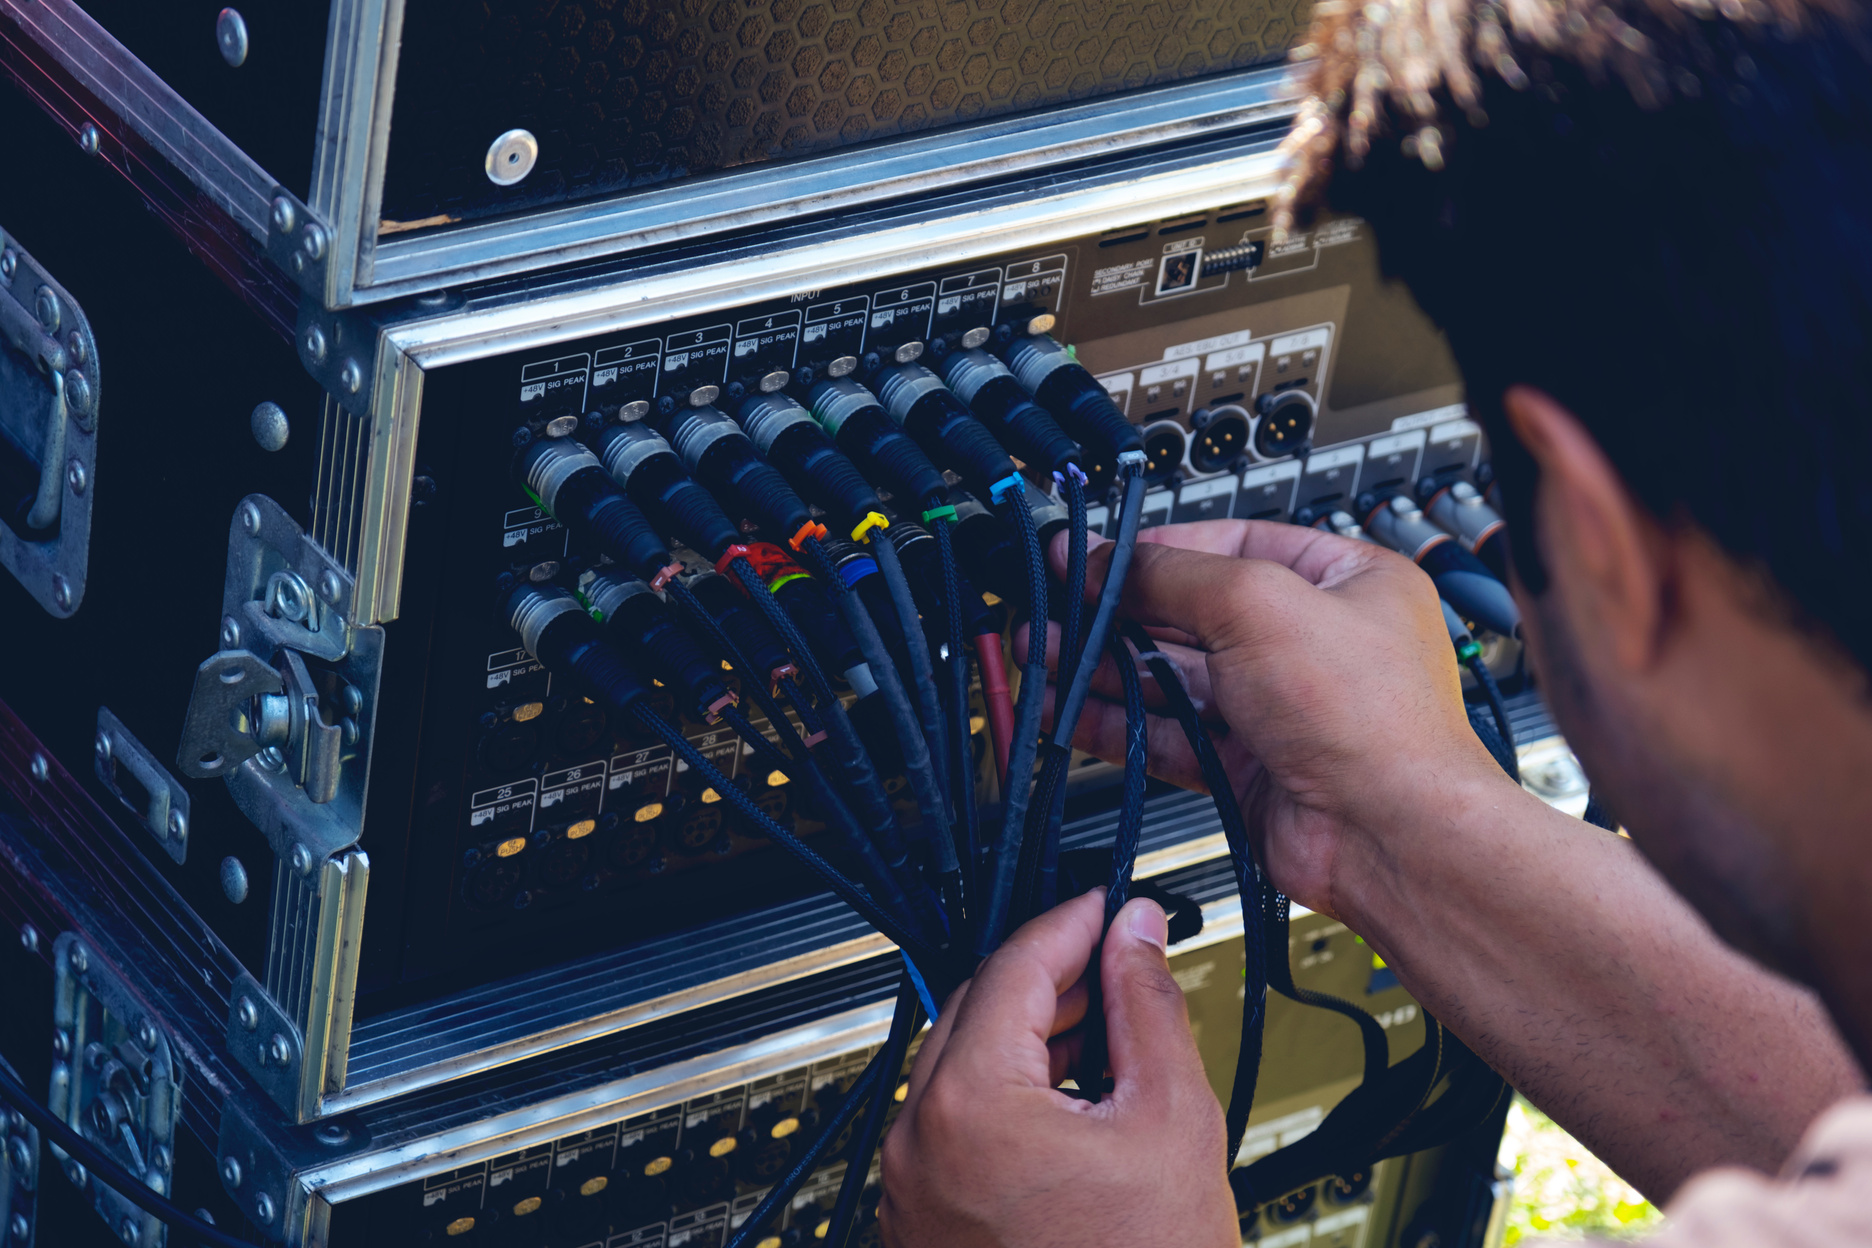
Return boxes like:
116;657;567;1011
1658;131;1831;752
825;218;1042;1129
973;632;1015;786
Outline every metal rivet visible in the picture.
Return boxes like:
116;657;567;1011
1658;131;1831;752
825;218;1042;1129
9;1212;26;1241
78;123;100;155
220;1156;243;1188
220;616;242;649
51;575;72;612
118;1215;137;1245
68;944;87;972
340;717;359;746
95;731;112;762
484;128;540;186
339;359;362;393
250;401;289;452
66;330;86;365
34;286;59;333
289;843;313;875
66;457;86;495
223;857;251;906
136;1019;158;1050
51;1030;69;1058
317;569;342;603
64;1157;86;1187
300;224;327;261
267;198;296;239
0;251;14;280
302;325;326;363
6;1139;26;1172
313;1122;350;1147
19;924;39;953
340;684;363;715
152;1145;171;1172
254;1193;275;1223
216;8;249;67
238;500;264;536
28;755;48;782
236;995;259;1032
267;1033;290;1064
167;808;187;840
64;369;92;417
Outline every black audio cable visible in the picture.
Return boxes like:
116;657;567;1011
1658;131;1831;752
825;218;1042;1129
673;570;825;749
928;512;980;942
869;527;952;810
937;347;1085;478
1048;458;1148;779
808;377;952;516
1002;332;1146;491
1119;620;1267;1167
1071;629;1150;1106
0;1059;254;1248
505;582;941;963
975;480;1051;956
871;361;1021;502
1443;606;1519;781
590;420;746;563
824;974;923;1248
1021;469;1091;916
658;402;831;553
722;1048;889;1248
1365;494;1521;640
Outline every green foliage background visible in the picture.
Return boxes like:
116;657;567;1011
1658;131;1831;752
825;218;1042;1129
1500;1096;1662;1244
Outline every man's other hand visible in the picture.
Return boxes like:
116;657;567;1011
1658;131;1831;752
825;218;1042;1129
878;889;1238;1248
1020;519;1513;922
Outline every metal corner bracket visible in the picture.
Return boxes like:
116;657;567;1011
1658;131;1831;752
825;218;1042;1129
48;933;180;1248
175;494;383;866
0;222;99;617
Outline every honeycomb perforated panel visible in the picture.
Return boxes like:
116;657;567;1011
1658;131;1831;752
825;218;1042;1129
381;0;1306;230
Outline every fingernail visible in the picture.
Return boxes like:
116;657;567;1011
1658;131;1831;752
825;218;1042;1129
1126;900;1167;953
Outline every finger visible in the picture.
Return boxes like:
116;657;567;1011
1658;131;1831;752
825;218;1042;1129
1047;1028;1087;1087
1100;898;1211;1106
935;889;1107;1089
902;977;973;1109
1136;518;1386;588
1037;685;1218;795
1052;977;1091;1038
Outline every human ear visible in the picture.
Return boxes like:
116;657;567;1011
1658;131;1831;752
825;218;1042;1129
1503;386;1665;674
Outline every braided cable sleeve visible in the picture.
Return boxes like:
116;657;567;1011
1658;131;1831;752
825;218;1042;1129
1049;464;1145;752
1465;653;1519;781
1119;619;1272;1169
802;538;954;866
825;973;923;1248
933;516;980;937
974;487;1050;956
1073;628;1149;1105
632;702;942;965
873;533;956;836
721;1050;887;1248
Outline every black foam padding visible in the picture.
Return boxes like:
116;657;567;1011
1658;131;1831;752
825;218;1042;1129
382;0;1306;229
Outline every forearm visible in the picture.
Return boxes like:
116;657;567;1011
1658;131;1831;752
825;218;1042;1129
1337;770;1863;1200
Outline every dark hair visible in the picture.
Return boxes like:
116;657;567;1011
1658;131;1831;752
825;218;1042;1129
1327;11;1872;671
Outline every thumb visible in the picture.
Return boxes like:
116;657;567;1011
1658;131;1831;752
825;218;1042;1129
1101;898;1207;1103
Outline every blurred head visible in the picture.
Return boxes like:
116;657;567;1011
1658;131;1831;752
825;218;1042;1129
1282;0;1872;1002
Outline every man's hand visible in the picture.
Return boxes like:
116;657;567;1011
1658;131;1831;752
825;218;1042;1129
878;889;1238;1248
1026;519;1514;922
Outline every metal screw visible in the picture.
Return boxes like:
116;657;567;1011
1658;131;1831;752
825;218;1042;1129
10;1212;27;1241
19;924;39;953
340;716;359;745
220;616;243;649
95;731;112;763
340;684;363;715
289;843;314;875
29;754;48;782
250;401;289;452
167;808;187;840
0;250;14;280
51;1029;69;1058
136;1018;158;1050
270;195;296;234
151;1144;171;1172
300;223;327;261
64;1157;86;1187
239;500;264;536
217;8;249;66
220;1156;243;1189
254;1193;275;1223
338;358;362;393
256;746;285;771
78;123;100;155
317;569;342;603
236;995;259;1031
51;575;72;612
313;1122;350;1147
302;324;327;363
68;943;87;972
8;1138;29;1172
66;457;86;495
222;856;250;904
119;1215;137;1244
267;1033;291;1064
